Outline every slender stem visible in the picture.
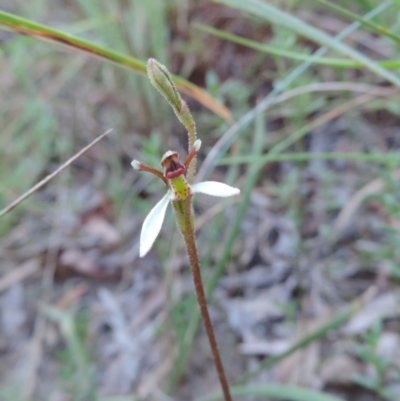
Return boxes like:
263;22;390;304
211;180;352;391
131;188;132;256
181;198;232;401
186;120;197;185
179;101;197;184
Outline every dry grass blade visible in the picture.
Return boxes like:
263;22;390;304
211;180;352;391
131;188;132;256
333;167;400;240
0;129;112;218
0;260;40;293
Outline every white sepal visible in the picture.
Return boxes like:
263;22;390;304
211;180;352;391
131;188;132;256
193;139;202;151
192;181;240;197
131;160;141;170
140;191;171;257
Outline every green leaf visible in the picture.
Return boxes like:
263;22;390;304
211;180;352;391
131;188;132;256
214;0;400;87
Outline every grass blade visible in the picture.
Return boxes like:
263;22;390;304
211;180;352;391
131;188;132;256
196;24;400;69
195;384;346;401
314;0;400;45
214;0;400;87
0;10;231;122
218;152;400;165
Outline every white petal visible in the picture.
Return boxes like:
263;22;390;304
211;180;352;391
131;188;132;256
192;181;240;197
140;192;171;257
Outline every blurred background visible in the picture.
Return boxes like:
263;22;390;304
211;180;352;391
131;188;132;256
1;0;400;400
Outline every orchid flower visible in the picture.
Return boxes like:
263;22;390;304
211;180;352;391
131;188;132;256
134;58;234;401
132;139;240;257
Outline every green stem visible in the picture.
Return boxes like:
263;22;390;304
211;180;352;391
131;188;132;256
176;100;197;184
182;102;197;185
176;198;233;401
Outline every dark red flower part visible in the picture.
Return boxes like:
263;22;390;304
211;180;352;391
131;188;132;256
161;151;186;179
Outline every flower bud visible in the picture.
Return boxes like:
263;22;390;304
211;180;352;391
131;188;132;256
147;58;182;113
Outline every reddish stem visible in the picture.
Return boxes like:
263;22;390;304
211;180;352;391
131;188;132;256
182;198;233;401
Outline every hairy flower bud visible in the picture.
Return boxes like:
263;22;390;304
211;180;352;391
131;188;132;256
146;58;198;183
147;58;182;113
